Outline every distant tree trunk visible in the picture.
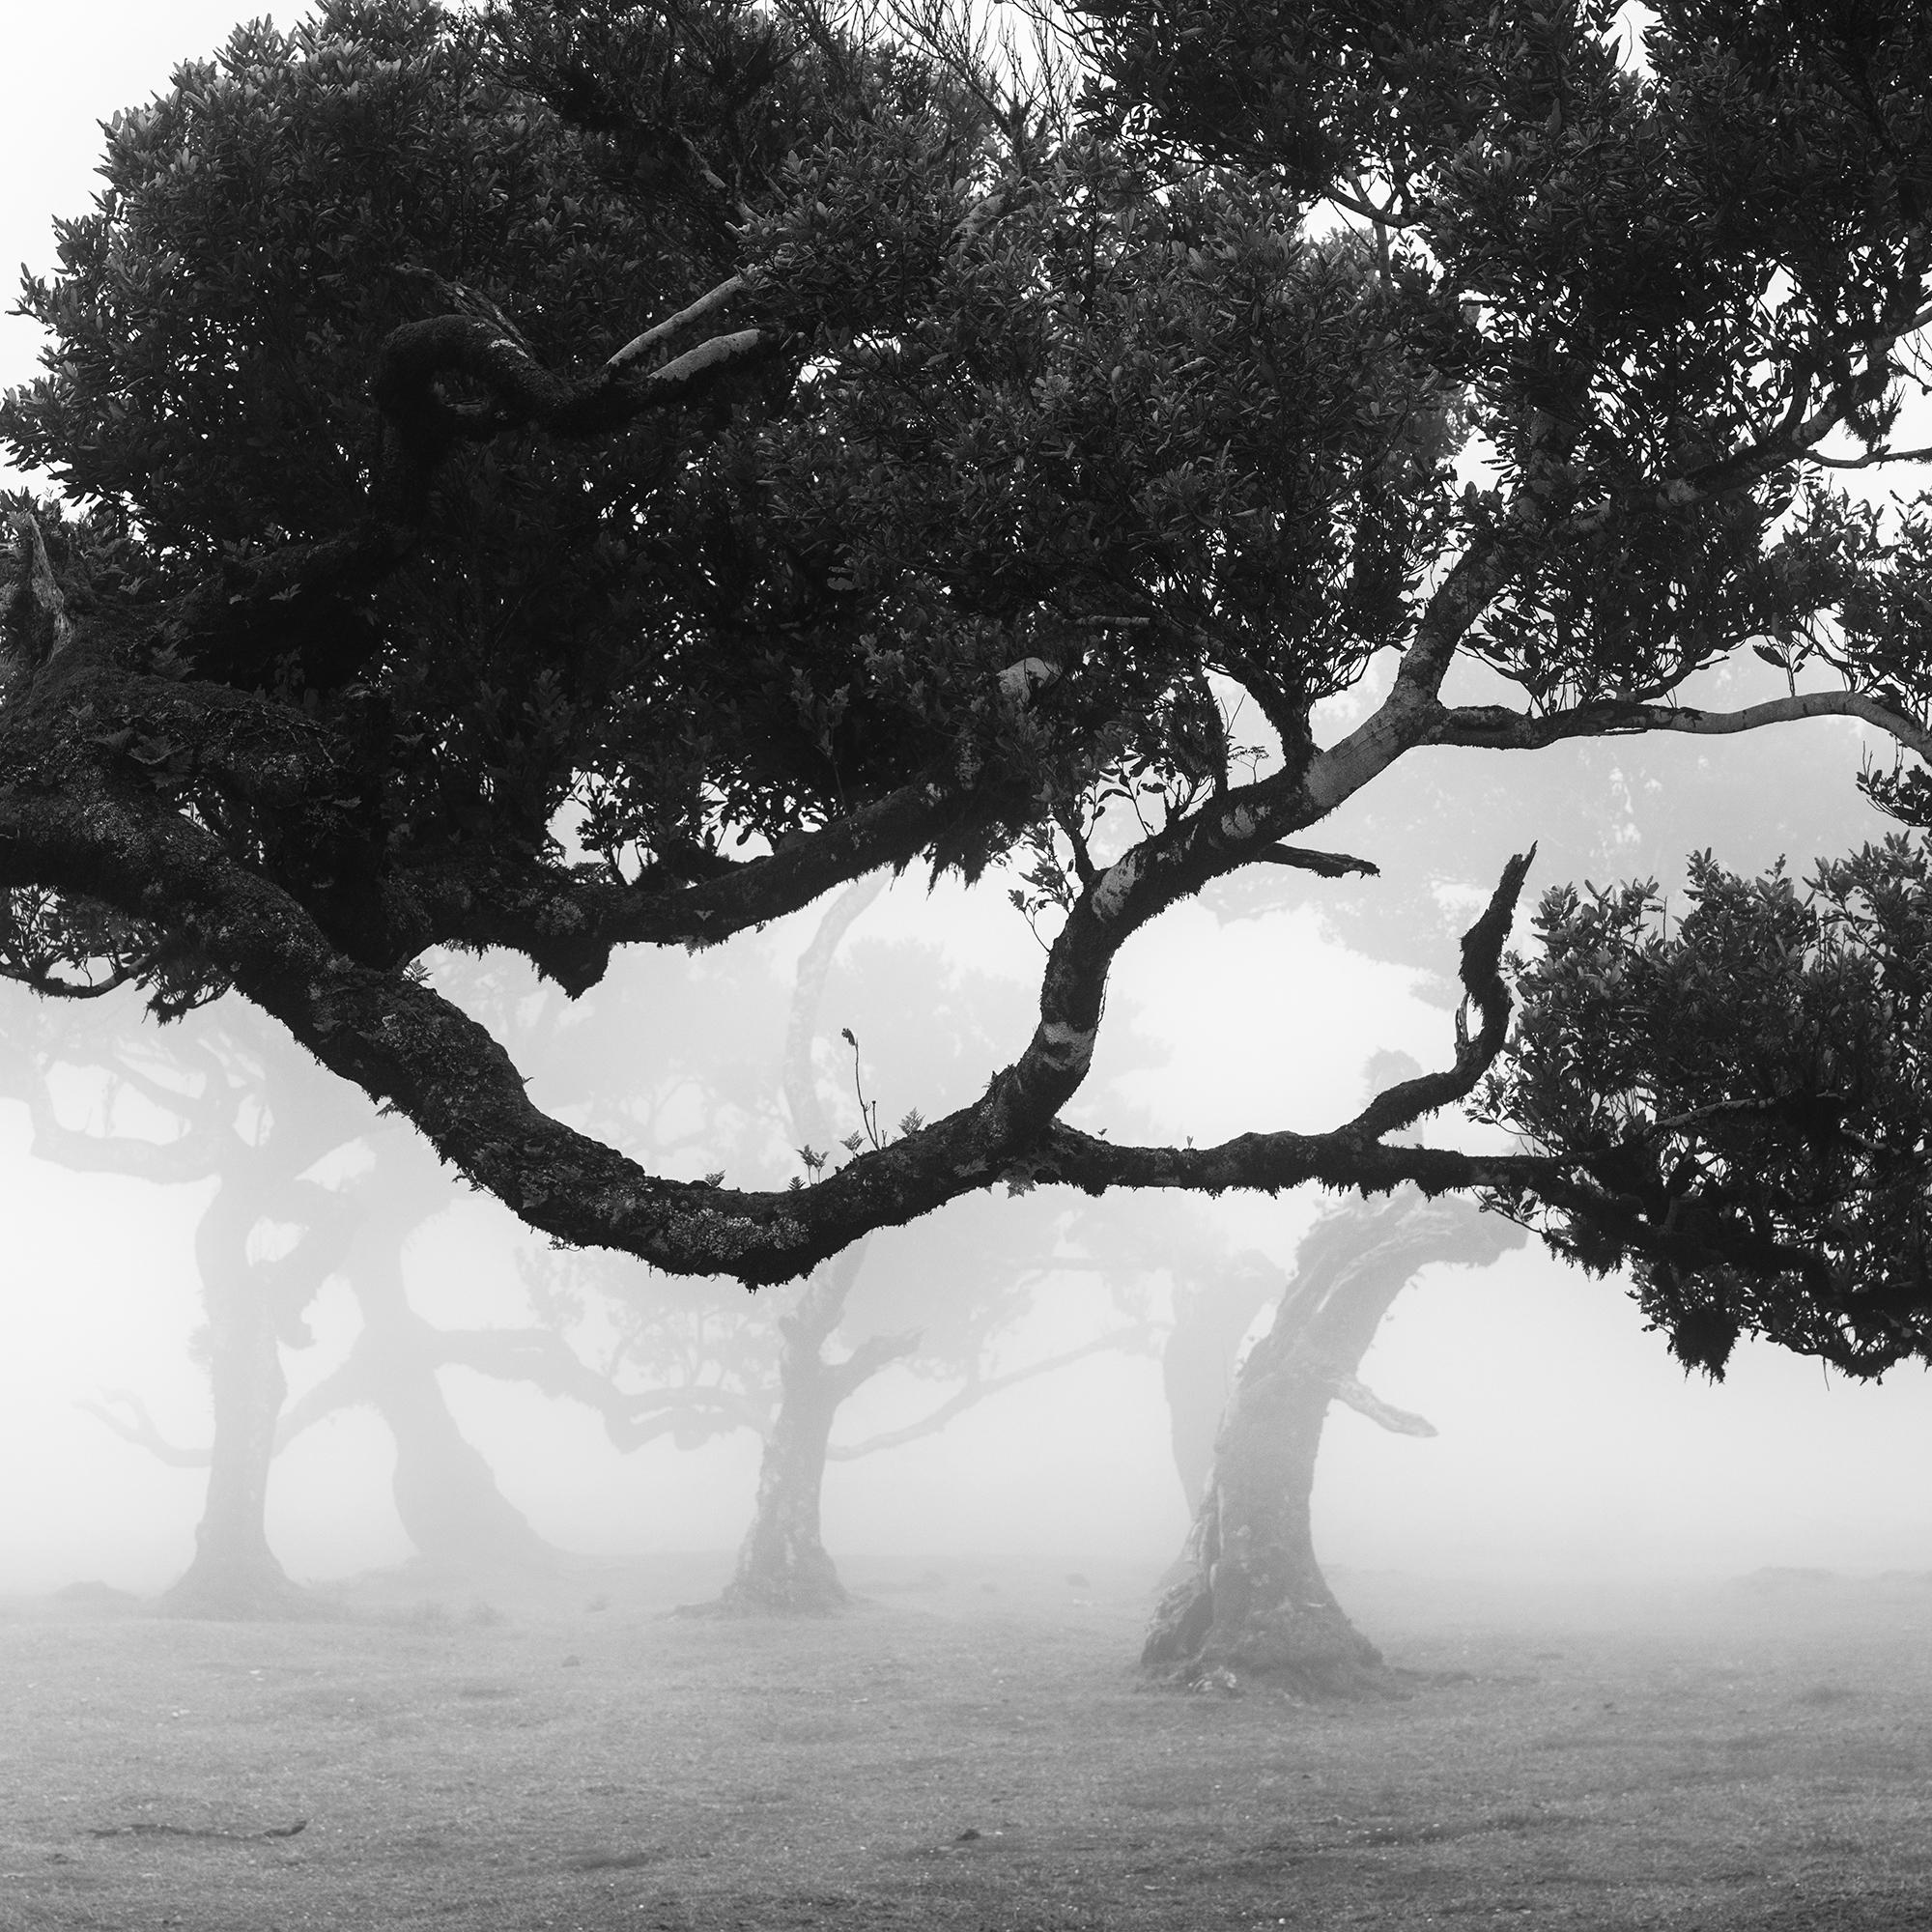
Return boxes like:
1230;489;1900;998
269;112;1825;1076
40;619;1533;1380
355;1244;554;1570
162;1183;315;1619
1162;1253;1280;1513
379;1373;553;1571
698;1247;912;1615
691;873;909;1616
1143;1192;1520;1693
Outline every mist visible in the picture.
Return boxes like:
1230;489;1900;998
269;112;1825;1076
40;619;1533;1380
5;10;1932;1931
3;723;1927;1609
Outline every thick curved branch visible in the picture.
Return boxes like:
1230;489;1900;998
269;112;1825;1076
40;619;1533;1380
369;310;776;468
605;273;749;373
386;777;968;988
0;711;1525;1282
1348;848;1533;1140
10;635;973;989
1019;853;1549;1204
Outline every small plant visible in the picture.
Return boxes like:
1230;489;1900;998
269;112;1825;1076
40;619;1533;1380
793;1029;922;1180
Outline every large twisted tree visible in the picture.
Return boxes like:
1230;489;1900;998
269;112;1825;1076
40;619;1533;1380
5;0;1932;1375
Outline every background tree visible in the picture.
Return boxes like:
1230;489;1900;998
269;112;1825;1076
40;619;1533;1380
2;0;1932;1370
1142;1189;1521;1693
2;999;362;1615
522;880;1161;1613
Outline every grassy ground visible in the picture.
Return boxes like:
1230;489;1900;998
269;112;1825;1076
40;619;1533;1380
2;1554;1928;1931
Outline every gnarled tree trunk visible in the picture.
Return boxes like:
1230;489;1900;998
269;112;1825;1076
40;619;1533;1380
698;1250;913;1614
352;1240;554;1572
163;1178;333;1619
1143;1191;1520;1693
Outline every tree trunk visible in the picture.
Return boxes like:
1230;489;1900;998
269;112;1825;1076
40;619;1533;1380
354;1245;554;1572
162;1185;312;1618
1143;1192;1520;1693
722;1336;848;1612
1161;1252;1280;1514
696;1249;912;1615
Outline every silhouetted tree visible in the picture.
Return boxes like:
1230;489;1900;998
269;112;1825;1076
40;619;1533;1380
1;1;1930;1375
1481;838;1932;1379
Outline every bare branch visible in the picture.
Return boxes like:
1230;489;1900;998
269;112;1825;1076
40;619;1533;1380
76;1390;209;1467
1345;848;1535;1141
1426;688;1932;765
1331;1372;1435;1437
828;1323;1150;1459
1254;843;1379;879
605;274;749;373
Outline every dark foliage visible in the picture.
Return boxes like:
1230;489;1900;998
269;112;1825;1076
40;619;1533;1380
1;1;1932;1362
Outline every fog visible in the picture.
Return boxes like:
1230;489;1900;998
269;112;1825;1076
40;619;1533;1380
2;1;1929;1627
2;748;1928;1608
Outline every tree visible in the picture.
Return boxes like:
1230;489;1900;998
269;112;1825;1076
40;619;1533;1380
1478;836;1932;1378
1143;1190;1520;1692
4;0;1932;1372
525;878;1158;1613
13;994;574;1606
0;1000;368;1614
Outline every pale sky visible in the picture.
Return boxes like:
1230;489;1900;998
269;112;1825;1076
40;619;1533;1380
1;5;318;480
0;6;1929;1605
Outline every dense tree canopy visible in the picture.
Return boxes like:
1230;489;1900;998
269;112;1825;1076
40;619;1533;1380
7;0;1932;1373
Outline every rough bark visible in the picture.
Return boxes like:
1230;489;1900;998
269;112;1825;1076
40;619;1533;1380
0;590;1598;1288
1143;1192;1521;1694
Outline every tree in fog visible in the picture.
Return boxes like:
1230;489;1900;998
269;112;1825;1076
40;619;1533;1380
1144;1188;1520;1691
14;991;635;1606
6;0;1932;1382
526;884;1155;1613
2;1000;360;1615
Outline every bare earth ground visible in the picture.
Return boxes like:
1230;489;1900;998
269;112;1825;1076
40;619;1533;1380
1;1555;1928;1931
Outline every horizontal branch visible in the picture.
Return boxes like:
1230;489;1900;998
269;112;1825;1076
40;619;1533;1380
0;703;1550;1283
392;779;963;990
1425;687;1932;764
1255;843;1379;879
